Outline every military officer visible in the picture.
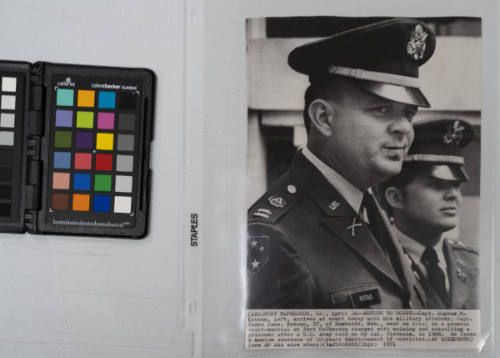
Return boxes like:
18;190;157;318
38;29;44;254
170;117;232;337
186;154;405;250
379;119;478;309
247;18;436;309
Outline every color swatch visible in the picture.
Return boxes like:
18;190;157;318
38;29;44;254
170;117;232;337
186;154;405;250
50;79;137;216
0;61;153;238
0;76;17;146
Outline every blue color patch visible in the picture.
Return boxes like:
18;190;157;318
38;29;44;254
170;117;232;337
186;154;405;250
73;173;91;191
55;109;73;127
93;195;111;212
53;152;71;169
98;91;116;109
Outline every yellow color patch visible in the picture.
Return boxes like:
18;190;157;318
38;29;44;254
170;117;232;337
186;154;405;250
96;133;114;150
77;90;95;107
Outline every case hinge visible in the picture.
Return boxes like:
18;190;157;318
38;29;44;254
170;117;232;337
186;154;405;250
24;63;45;231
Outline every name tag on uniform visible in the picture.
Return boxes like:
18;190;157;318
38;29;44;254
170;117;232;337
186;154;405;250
350;288;381;308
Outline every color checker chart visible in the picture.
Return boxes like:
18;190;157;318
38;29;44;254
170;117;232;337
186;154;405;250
47;74;144;232
0;61;153;238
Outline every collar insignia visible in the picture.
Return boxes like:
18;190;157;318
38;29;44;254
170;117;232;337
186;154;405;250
346;217;362;237
406;24;428;60
443;120;465;146
456;266;467;281
328;201;340;211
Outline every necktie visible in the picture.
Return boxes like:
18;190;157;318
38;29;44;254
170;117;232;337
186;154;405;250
360;192;387;255
422;247;449;307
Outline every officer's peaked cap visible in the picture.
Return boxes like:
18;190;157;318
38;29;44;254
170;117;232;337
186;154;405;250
288;18;436;108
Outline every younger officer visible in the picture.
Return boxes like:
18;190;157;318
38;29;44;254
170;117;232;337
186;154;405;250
379;119;479;309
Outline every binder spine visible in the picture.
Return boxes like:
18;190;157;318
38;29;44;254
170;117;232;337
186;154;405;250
24;63;45;231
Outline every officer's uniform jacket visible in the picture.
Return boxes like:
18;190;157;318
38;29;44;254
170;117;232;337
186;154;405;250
247;152;427;309
398;230;479;309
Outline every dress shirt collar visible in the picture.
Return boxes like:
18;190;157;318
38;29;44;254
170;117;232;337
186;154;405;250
302;146;364;212
395;226;446;268
394;224;449;291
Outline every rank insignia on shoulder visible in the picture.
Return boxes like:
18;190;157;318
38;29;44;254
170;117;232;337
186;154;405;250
447;239;478;254
268;195;286;208
247;236;269;275
253;208;272;219
448;238;465;247
350;288;381;308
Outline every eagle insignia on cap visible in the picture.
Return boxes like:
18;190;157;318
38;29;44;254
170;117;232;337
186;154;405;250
406;24;428;60
443;120;466;146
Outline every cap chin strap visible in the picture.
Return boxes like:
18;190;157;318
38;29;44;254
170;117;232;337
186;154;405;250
328;65;420;88
404;154;464;165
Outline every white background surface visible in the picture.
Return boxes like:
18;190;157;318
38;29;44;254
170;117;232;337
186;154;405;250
0;0;497;357
0;1;191;357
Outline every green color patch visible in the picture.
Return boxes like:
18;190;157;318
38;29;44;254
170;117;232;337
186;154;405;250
77;111;94;129
54;131;72;148
94;174;111;192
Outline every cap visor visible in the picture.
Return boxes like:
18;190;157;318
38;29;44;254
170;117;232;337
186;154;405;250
356;80;431;108
421;164;469;182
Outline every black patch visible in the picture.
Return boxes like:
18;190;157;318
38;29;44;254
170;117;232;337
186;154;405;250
0;167;12;181
0;185;12;199
350;289;381;308
118;93;137;110
0;203;10;217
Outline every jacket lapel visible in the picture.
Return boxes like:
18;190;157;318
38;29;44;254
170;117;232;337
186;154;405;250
407;255;444;308
322;216;403;288
375;202;427;307
445;241;474;309
289;152;403;290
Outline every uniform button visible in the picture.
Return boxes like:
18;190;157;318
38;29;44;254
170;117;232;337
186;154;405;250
287;185;297;194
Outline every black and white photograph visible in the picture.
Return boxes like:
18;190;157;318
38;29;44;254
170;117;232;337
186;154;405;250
246;16;481;310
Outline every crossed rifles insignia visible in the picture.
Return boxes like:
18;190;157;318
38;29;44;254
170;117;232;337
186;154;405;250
346;217;362;237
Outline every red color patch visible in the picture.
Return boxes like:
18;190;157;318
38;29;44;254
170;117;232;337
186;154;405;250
74;153;92;170
95;154;113;171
